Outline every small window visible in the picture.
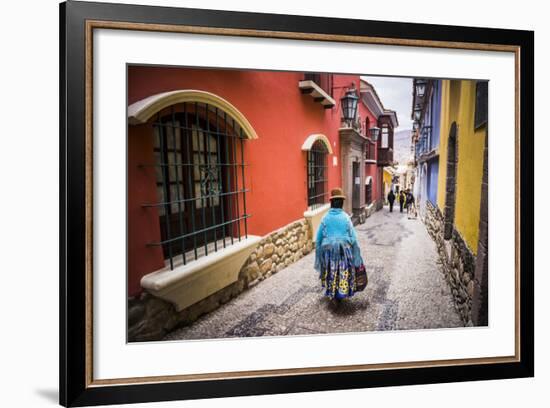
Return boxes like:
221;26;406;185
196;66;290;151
475;81;488;129
381;125;389;148
307;140;328;209
365;178;373;204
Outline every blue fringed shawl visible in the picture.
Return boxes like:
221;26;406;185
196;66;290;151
314;208;364;272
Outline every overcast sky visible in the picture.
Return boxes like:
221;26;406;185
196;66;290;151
361;76;413;131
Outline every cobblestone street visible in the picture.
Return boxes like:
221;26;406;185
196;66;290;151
165;206;463;341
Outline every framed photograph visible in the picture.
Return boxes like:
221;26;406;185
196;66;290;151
60;0;534;406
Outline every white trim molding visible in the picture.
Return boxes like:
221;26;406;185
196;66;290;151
301;133;334;154
360;79;385;117
127;89;259;140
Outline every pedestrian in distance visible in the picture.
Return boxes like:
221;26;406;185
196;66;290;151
314;188;366;302
399;190;405;213
387;189;396;212
406;190;417;219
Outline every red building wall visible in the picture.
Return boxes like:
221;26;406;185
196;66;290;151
128;124;166;288
330;75;383;205
128;67;346;295
127;67;388;296
359;103;383;204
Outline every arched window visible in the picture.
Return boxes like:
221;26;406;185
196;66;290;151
444;122;458;240
149;102;250;269
307;140;329;209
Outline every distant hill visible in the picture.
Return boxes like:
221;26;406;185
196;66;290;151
393;129;413;166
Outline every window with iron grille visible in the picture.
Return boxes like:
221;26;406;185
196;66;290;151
365;178;373;204
307;140;328;209
145;102;249;270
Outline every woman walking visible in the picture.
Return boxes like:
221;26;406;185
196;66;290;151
314;188;365;301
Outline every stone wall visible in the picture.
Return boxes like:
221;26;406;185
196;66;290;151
424;201;476;326
128;219;313;342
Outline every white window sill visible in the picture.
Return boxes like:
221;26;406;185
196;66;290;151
140;235;262;311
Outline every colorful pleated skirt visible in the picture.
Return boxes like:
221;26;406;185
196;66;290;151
318;243;357;299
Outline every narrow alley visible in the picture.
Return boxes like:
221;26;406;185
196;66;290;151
164;206;463;341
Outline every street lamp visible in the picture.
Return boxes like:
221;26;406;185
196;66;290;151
415;79;428;98
368;126;380;142
340;87;359;126
413;105;422;121
413;121;419;131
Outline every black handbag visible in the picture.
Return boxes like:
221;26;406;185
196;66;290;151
355;264;368;291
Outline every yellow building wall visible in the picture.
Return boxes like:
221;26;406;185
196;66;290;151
436;80;487;255
383;168;393;187
383;168;393;201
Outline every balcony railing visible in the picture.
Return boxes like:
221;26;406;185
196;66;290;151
415;126;433;161
377;147;393;166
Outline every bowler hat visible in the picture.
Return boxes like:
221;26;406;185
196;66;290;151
329;188;346;200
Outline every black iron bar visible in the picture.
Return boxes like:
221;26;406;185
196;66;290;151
318;146;321;207
239;128;248;239
232;118;241;242
317;145;322;207
205;103;218;252
141;188;250;207
183;102;198;260
196;102;209;256
147;215;251;247
215;107;227;248
307;150;313;207
171;106;186;266
178;107;187;261
223;111;234;245
157;116;174;270
317;146;320;207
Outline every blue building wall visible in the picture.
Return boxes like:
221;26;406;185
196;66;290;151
429;80;442;151
416;80;442;208
427;158;439;204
